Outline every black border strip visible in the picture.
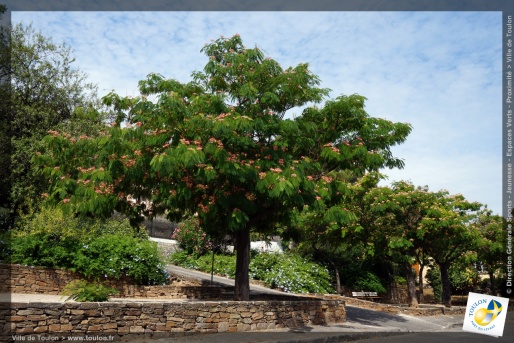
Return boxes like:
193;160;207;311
0;0;511;12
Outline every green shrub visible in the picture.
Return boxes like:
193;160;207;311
249;252;280;281
426;266;442;303
255;253;334;294
15;206;148;240
15;206;83;238
170;251;334;294
73;234;169;285
168;250;199;269
62;280;119;302
353;271;387;294
9;206;168;285
449;264;480;294
9;232;79;268
171;216;211;255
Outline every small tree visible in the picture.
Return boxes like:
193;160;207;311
358;181;438;307
419;191;482;307
474;210;505;295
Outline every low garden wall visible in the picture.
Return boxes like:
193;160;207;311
1;264;223;299
3;299;345;337
1;264;314;301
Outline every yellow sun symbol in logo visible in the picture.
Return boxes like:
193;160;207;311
474;300;503;326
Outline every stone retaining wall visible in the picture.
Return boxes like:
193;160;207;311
2;299;346;337
2;264;313;302
1;264;221;299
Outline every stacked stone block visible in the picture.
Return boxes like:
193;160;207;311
3;300;346;336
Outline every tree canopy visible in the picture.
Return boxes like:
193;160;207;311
1;22;102;228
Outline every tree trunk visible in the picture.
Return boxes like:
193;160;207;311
489;270;497;295
418;264;425;303
318;250;341;294
234;226;251;301
439;262;452;308
404;262;418;308
334;266;341;294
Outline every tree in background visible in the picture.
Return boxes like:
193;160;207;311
360;181;438;308
0;4;11;228
1;22;102;227
474;210;505;295
419;191;483;307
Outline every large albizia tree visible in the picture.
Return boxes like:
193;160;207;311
36;34;412;300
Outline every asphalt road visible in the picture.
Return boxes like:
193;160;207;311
357;314;514;343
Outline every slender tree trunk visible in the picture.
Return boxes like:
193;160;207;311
439;262;452;308
319;250;341;294
234;226;250;301
334;267;341;294
418;264;425;303
404;262;418;308
489;270;497;295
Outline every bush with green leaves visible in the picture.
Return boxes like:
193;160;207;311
15;206;148;239
255;253;334;294
352;271;387;294
171;216;211;255
9;206;168;285
73;234;169;285
10;232;79;268
170;251;334;294
62;280;119;302
426;266;442;303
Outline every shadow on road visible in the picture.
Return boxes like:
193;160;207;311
346;305;408;327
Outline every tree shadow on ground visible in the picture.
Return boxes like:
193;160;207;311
345;305;408;327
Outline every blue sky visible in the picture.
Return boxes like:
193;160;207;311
12;11;502;214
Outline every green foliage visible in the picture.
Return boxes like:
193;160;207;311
4;23;103;219
10;232;79;268
15;206;147;239
352;272;387;294
62;280;119;302
337;256;388;294
449;262;480;294
170;251;333;294
254;253;334;294
9;206;167;285
73;234;168;285
426;266;442;304
171;216;211;255
393;275;407;285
